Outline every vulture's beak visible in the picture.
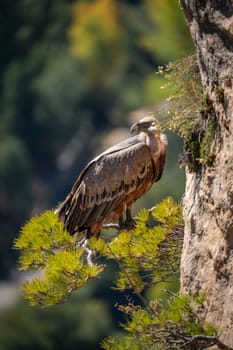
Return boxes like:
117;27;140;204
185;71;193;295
130;122;139;134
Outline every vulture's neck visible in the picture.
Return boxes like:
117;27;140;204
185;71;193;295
145;132;160;151
139;131;167;153
144;131;167;159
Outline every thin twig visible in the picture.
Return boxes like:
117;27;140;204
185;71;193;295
103;223;120;230
107;244;155;315
162;289;177;297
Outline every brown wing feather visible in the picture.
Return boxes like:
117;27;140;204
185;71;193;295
154;136;167;182
56;135;155;235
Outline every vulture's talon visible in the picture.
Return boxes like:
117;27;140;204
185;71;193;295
119;218;136;231
125;217;136;229
120;209;136;230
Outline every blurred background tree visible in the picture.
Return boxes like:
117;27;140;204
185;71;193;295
0;0;192;348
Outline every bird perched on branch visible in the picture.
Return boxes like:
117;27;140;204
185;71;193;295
56;116;167;246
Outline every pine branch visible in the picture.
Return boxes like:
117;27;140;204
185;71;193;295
107;243;154;314
179;334;233;350
15;197;183;309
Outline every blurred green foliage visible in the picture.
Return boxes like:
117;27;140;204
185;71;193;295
0;137;30;214
0;0;193;348
0;295;113;350
144;0;192;61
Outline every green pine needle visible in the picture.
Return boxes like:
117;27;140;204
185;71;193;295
15;198;183;307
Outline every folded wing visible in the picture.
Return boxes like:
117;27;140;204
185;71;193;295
56;136;158;235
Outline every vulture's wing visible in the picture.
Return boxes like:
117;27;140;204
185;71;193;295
57;135;157;233
154;136;167;182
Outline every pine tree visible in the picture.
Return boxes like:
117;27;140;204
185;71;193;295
15;197;229;349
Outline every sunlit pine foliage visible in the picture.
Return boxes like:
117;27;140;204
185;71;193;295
14;198;222;348
15;198;182;307
90;197;183;293
101;293;218;350
14;211;105;306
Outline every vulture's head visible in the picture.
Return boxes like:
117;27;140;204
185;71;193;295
130;116;161;136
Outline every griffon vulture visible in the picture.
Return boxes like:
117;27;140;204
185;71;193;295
56;116;167;240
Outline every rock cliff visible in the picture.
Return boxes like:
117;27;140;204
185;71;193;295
180;1;233;347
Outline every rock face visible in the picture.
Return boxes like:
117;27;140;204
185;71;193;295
179;1;233;347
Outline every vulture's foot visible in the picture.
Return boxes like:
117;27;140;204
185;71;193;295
123;218;135;230
119;210;135;231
